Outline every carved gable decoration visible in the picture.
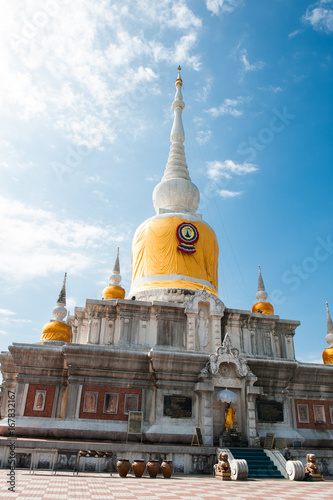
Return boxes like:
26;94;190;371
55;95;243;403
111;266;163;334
185;288;225;353
185;288;225;317
199;333;257;382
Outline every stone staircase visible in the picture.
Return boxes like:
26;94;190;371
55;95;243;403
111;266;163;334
229;449;285;479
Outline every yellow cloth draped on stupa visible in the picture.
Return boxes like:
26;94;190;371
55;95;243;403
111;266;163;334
323;346;333;364
130;216;219;297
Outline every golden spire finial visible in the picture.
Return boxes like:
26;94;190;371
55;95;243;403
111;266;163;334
252;265;274;315
323;301;333;364
102;247;125;300
40;273;71;343
176;66;182;87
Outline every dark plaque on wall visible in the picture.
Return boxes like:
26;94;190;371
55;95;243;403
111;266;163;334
257;400;284;423
164;395;192;418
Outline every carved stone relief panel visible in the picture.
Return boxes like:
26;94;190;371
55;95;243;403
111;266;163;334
103;319;114;345
264;332;272;356
157;318;185;348
250;332;257;355
187;315;196;351
88;313;100;344
196;302;210;352
137;317;150;346
185;292;224;353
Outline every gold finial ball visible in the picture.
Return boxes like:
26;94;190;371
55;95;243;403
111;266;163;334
176;66;183;86
102;284;125;300
252;301;274;315
323;347;333;364
40;321;71;342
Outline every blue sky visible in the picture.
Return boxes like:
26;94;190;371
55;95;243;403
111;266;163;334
0;0;332;368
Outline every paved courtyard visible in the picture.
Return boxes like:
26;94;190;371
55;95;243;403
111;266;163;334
0;471;332;500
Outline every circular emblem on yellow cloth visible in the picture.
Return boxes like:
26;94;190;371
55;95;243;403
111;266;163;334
177;223;199;253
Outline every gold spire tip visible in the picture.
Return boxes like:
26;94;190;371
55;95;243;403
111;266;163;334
176;66;182;86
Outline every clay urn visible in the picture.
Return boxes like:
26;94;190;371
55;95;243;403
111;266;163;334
132;459;146;478
146;459;160;478
161;460;173;478
116;458;131;477
87;450;97;457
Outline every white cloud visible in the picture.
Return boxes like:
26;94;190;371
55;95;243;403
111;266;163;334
218;189;242;198
288;29;302;38
93;190;110;204
66;296;78;315
0;309;32;331
0;140;35;170
0;309;16;316
196;130;213;145
196;77;213;102
207;96;249;117
206;0;242;15
174;33;201;71
1;318;32;325
258;85;284;93
240;49;265;72
55;114;116;149
168;3;202;29
146;174;160;182
0;1;203;149
84;175;105;184
0;195;127;282
207;160;258;180
303;2;333;33
205;160;257;199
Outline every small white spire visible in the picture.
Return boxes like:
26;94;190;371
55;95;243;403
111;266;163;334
326;302;333;334
109;247;122;286
256;265;268;302
152;67;200;214
52;273;68;322
325;302;333;349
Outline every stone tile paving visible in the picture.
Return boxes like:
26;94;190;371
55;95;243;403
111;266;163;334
0;471;332;500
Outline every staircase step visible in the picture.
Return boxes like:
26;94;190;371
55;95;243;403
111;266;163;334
228;449;285;479
248;474;284;479
246;463;278;468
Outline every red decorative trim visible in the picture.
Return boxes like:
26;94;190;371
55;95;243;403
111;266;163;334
24;384;56;418
79;386;142;420
294;399;333;429
177;243;197;253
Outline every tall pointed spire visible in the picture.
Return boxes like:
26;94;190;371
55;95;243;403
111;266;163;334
323;302;333;364
40;273;71;343
152;67;200;214
57;272;67;306
326;302;333;334
163;66;190;182
252;265;274;315
102;247;125;299
52;273;68;321
111;247;121;278
256;265;267;301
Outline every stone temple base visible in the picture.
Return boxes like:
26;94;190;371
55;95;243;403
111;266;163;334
129;288;196;304
0;437;216;474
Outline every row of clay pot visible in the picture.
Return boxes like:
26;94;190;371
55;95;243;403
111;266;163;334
79;450;112;458
117;458;173;478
